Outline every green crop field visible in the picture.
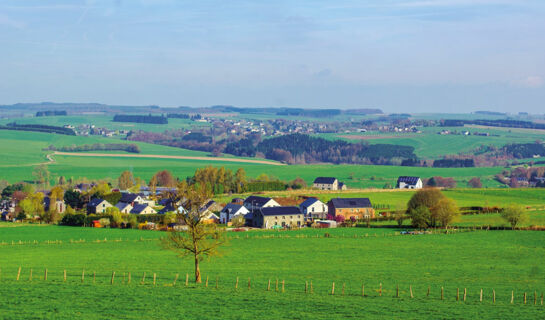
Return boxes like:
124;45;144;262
319;126;545;159
0;225;543;319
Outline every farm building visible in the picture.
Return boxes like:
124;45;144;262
87;198;112;214
253;206;304;229
397;176;423;189
115;202;133;214
243;196;280;212
219;203;249;224
299;198;328;220
313;177;339;190
119;193;144;206
328;198;375;220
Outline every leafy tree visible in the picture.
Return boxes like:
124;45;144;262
500;204;528;229
102;191;122;206
153;170;176;187
161;183;227;283
393;203;406;227
64;190;84;209
290;177;306;190
58;176;66;186
408;206;431;228
50;186;64;201
33;164;50;189
467;177;483;188
231;215;245;227
234;168;246;193
432;198;460;228
407;188;445;213
118;170;135;190
1;183;24;198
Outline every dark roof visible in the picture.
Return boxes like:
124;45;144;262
243;196;273;207
397;176;421;185
131;204;150;214
115;202;132;210
88;198;108;208
329;198;372;208
120;193;140;203
203;200;216;210
221;203;244;214
158;203;175;214
299;198;320;208
260;206;302;216
313;177;337;184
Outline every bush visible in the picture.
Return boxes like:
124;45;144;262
99;218;110;228
60;213;86;226
231;215;246;228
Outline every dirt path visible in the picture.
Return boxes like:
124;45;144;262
52;151;285;166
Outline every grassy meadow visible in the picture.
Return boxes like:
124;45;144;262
0;225;543;319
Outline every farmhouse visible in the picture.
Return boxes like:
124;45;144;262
119;193;144;206
243;196;280;212
253;206;304;229
44;197;66;214
115;202;133;214
313;177;339;190
397;176;423;189
130;204;156;215
87;198;112;214
328;198;375;220
219;203;249;224
299;198;328;220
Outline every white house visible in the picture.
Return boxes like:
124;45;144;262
299;198;328;220
243;196;280;212
115;202;133;214
397;176;423;189
219;204;250;224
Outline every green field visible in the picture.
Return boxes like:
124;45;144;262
319;126;545;159
0;225;543;319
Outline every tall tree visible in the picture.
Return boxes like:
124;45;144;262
500;204;528;229
161;183;227;283
234;168;246;193
32;164;50;190
118;170;135;190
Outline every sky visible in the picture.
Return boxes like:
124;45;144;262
0;0;544;113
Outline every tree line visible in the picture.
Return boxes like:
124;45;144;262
1;123;75;135
36;110;67;117
113;114;168;124
46;143;141;153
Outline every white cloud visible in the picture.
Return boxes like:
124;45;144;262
512;75;544;88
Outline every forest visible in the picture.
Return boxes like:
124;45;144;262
46;143;141;153
36;110;67;117
0;123;75;135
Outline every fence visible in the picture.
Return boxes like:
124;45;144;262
1;266;543;306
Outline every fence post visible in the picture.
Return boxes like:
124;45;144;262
541;292;543;305
276;279;279;292
29;268;32;281
205;276;208;288
282;280;285;293
305;281;308;293
493;289;496;303
64;269;66;282
441;287;444;300
331;282;335;295
480;289;483;302
267;279;271;291
185;273;188;286
81;269;85;283
235;277;239;289
511;290;514;304
44;268;47;281
142;272;146;284
111;271;115;285
247;277;250;290
427;286;430;297
216;276;219;289
396;284;399;298
173;274;179;286
342;283;345;296
310;280;313;294
93;271;96;284
410;285;413;299
380;283;382;296
464;288;467;302
524;292;527;304
534;291;537;305
153;273;156;286
456;288;459;301
16;267;21;281
128;272;131;284
362;284;365;297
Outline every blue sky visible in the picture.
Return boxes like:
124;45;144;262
1;0;544;112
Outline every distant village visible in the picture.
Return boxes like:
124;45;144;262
0;176;424;230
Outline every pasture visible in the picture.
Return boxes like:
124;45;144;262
0;225;543;319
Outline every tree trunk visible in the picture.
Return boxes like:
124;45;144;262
194;253;201;283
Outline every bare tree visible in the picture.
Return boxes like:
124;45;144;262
161;183;227;283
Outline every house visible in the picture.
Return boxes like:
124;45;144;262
299;198;328;220
243;196;280;212
253;206;304;229
73;183;96;193
201;200;222;214
115;202;133;214
119;193;144;206
328;198;375;220
219;203;249;224
44;197;66;214
87;198;112;214
338;183;347;190
130;204;156;215
202;212;220;224
313;177;339;190
397;176;423;189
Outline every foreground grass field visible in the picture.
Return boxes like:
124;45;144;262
0;225;543;319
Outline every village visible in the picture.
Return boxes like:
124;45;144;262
0;176;423;230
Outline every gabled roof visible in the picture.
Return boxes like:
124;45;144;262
260;206;302;216
115;202;132;211
299;198;321;208
221;203;248;215
313;177;337;184
397;176;421;185
119;193;140;203
88;198;107;208
329;198;372;208
131;204;153;214
243;196;273;207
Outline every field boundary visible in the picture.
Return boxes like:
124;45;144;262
52;151;285;166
